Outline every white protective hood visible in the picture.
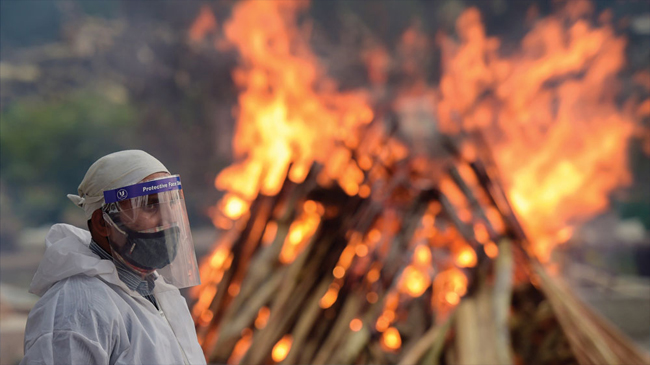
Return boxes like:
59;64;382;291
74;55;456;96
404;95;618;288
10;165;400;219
29;224;118;296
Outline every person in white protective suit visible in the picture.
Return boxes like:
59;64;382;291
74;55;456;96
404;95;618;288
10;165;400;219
21;150;207;365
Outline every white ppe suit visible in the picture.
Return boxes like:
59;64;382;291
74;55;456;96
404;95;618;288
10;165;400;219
21;224;207;365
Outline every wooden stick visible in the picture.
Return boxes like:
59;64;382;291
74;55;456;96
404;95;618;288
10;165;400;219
493;238;514;365
312;294;363;365
241;214;348;365
397;310;456;365
453;240;515;365
455;290;488;365
534;262;650;365
332;326;372;364
207;266;287;363
281;277;330;364
448;164;498;237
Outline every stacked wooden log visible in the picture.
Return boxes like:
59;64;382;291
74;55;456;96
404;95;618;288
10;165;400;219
191;122;650;365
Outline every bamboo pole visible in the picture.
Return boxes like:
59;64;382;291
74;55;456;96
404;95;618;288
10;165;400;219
312;294;363;365
397;310;456;365
493;238;514;365
534;262;650;365
280;278;331;364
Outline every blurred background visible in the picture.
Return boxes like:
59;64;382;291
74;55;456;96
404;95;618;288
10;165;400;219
1;0;649;364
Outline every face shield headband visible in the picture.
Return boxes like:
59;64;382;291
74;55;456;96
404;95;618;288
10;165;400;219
101;175;201;290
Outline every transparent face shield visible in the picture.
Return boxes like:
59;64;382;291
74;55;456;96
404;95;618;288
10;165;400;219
102;175;200;292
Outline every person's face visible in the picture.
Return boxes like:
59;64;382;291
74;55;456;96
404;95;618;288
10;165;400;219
116;172;174;232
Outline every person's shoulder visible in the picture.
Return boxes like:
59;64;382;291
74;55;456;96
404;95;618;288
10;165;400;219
60;272;111;288
45;223;90;246
25;275;125;344
50;274;118;304
38;275;120;322
23;275;128;359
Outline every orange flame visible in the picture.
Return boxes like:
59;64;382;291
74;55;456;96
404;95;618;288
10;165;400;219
215;0;374;215
191;2;642;357
438;4;635;261
189;5;217;42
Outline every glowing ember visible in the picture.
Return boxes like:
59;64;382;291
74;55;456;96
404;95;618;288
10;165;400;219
355;243;369;257
484;241;499;258
193;283;216;320
272;334;293;362
380;327;402;351
333;266;346;279
383;310;396;323
262;221;278;246
473;222;490;244
376;316;390;332
367;229;381;243
255;306;270;329
366;266;381;283
445;292;460;306
433;268;468;314
319;284;340;309
349;318;363;332
210;246;230;268
358;184;371;198
399;265;431;297
413;244;432;267
221;194;248;220
228;283;241;296
334;244;357;274
303;200;318;214
455;247;477;268
200;310;213;324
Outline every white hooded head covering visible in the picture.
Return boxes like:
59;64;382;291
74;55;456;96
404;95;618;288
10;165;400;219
68;150;169;220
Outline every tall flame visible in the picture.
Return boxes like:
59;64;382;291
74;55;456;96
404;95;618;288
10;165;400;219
215;0;373;211
438;2;635;261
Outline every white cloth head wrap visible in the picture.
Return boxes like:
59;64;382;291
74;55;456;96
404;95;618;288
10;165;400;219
67;150;169;220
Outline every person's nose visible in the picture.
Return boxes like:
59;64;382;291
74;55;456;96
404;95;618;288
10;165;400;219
158;202;175;226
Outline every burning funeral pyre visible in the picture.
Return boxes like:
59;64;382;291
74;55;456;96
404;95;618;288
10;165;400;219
188;1;650;364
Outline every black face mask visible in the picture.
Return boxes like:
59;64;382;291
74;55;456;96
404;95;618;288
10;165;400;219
109;217;180;271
